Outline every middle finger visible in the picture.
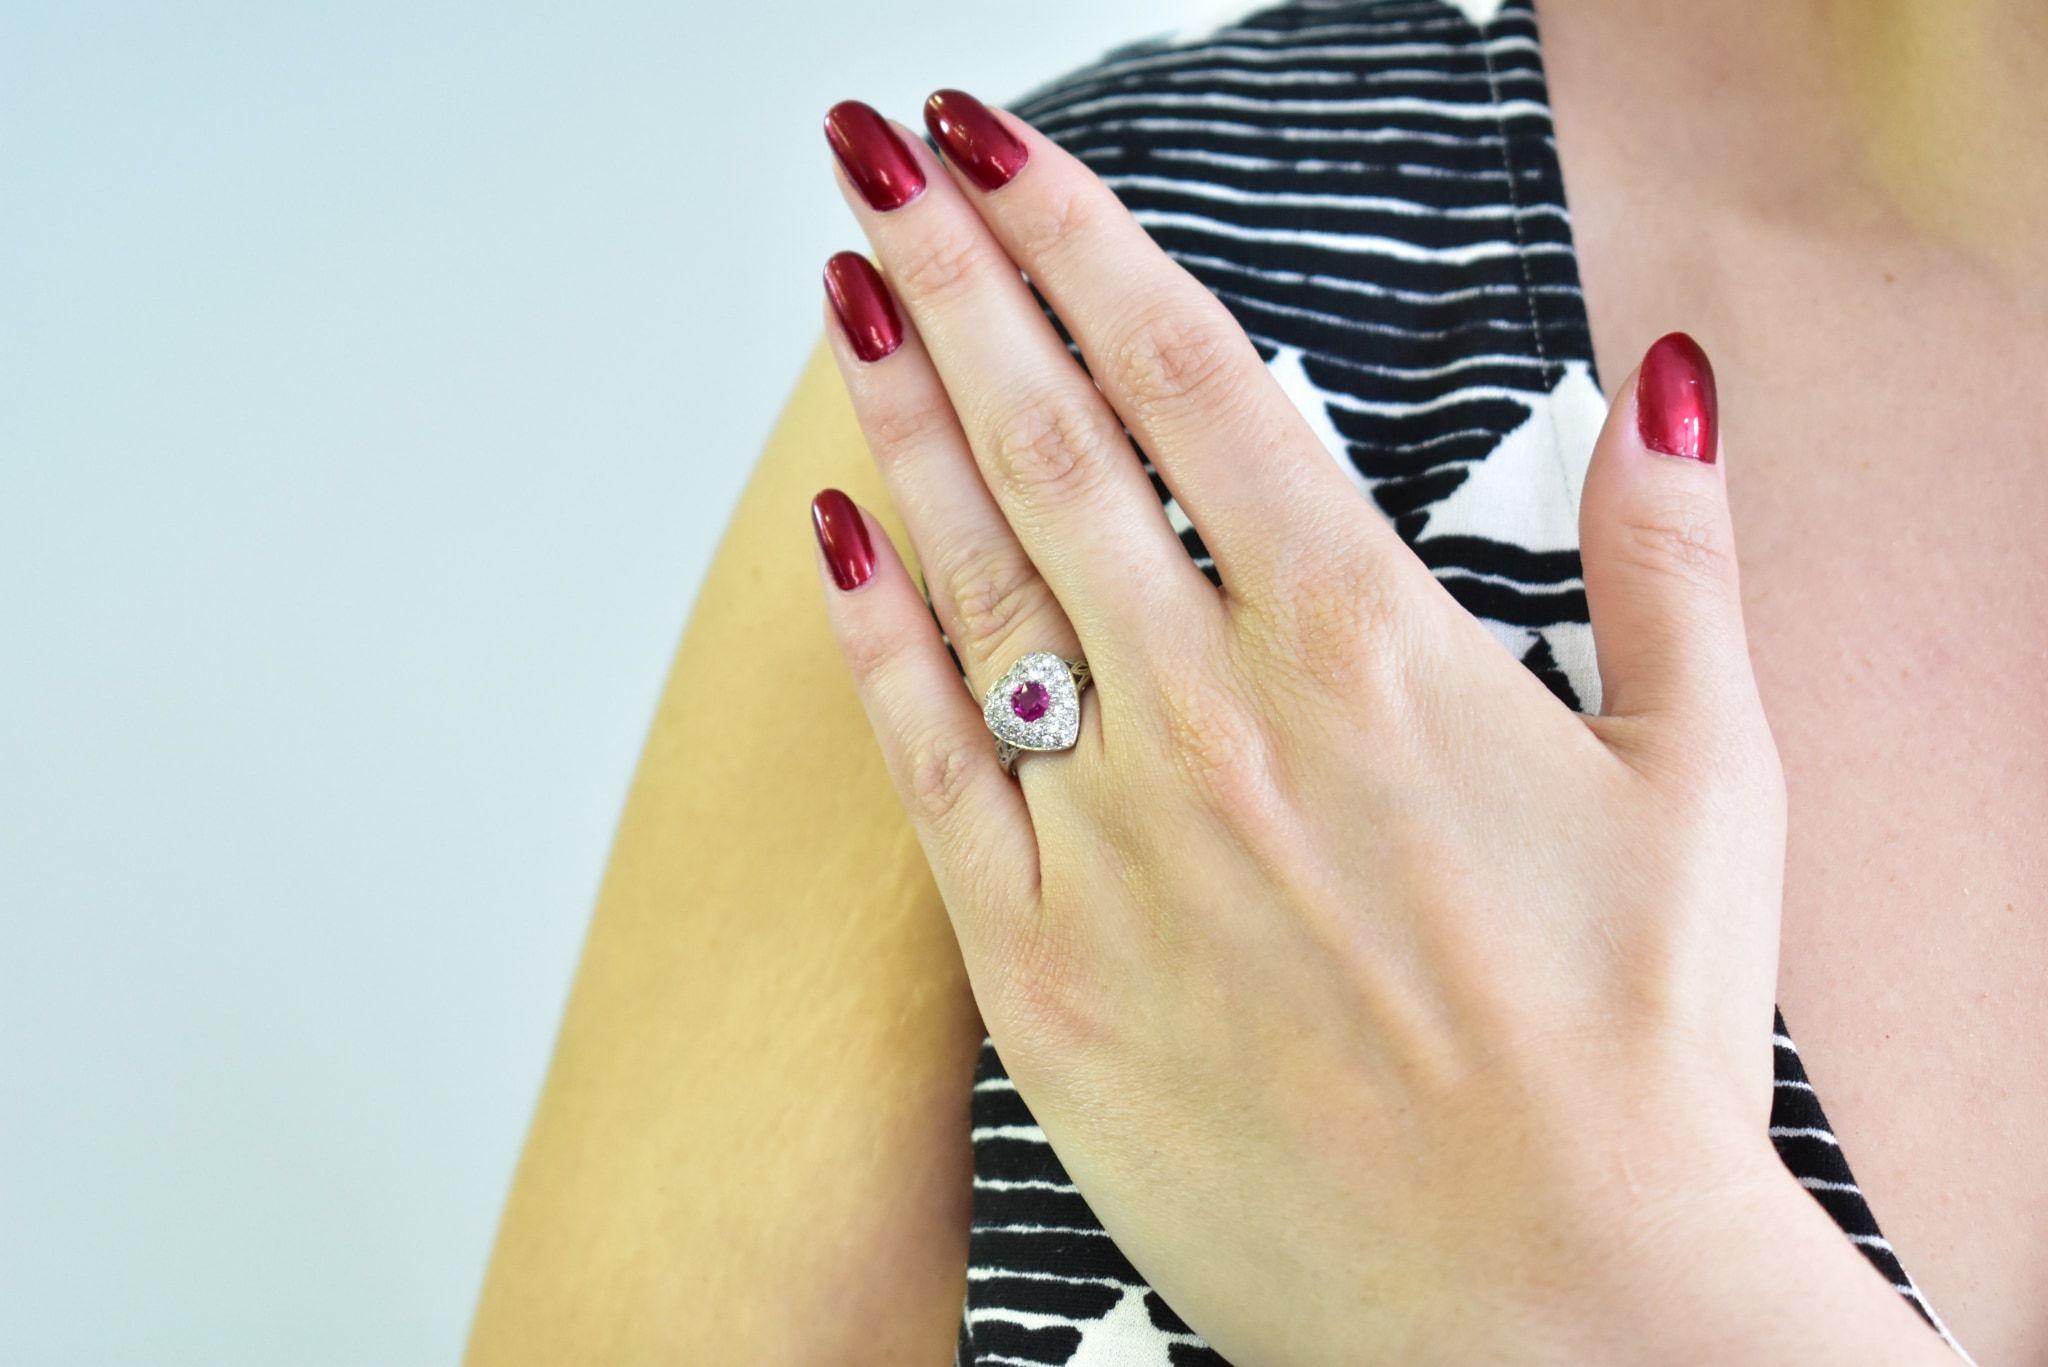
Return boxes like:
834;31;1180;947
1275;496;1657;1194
821;250;1084;707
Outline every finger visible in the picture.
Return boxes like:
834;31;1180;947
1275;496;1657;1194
821;250;1083;704
1579;333;1762;731
822;100;1213;644
922;89;1387;597
809;488;1038;949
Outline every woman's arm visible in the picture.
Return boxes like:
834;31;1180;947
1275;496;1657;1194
466;341;981;1365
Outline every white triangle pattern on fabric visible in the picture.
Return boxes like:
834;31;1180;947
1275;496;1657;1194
1266;345;1609;713
1066;1285;1204;1363
1427;359;1607;711
1443;0;1509;24
1422;359;1604;556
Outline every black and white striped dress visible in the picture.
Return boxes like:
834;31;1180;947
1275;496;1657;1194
954;1;1968;1362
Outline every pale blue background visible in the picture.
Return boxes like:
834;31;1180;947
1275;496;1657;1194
0;3;1190;1362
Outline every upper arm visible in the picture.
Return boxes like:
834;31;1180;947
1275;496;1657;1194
467;340;982;1365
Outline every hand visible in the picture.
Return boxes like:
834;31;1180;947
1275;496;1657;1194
807;92;1944;1363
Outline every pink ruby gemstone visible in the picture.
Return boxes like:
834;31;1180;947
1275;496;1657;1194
1009;680;1051;722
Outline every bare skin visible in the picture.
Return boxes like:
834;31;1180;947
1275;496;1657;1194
1544;1;2048;1358
469;1;2047;1361
465;346;979;1365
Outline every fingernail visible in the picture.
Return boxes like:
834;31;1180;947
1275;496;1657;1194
824;100;926;211
811;488;876;590
923;89;1029;192
1636;332;1718;463
823;252;903;362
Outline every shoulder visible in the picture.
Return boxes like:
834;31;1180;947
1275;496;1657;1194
470;342;977;1363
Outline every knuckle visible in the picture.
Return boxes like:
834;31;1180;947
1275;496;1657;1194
838;623;908;691
987;391;1118;509
940;544;1045;656
900;725;985;828
1150;666;1274;813
860;390;955;461
887;225;991;307
1695;718;1787;809
1105;298;1243;429
1613;500;1737;592
1622;702;1785;815
980;906;1101;1087
1003;179;1102;266
1267;541;1404;689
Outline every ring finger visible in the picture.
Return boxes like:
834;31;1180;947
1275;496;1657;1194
821;249;1095;781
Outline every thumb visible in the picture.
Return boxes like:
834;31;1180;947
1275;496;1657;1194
1579;332;1760;730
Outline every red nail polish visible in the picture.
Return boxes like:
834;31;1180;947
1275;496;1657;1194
811;488;876;590
823;252;903;363
824;100;926;211
1636;332;1718;463
924;89;1029;192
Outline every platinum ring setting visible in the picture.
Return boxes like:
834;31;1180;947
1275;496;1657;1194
982;651;1091;776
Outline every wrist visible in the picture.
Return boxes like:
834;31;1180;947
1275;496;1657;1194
1506;1135;1951;1366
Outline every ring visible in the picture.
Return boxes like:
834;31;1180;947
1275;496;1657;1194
982;651;1092;776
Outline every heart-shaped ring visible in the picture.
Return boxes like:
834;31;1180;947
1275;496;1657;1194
981;651;1091;775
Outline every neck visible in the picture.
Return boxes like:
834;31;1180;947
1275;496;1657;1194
1543;0;2048;288
1824;0;2048;278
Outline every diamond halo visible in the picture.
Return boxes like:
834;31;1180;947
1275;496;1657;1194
982;651;1087;769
